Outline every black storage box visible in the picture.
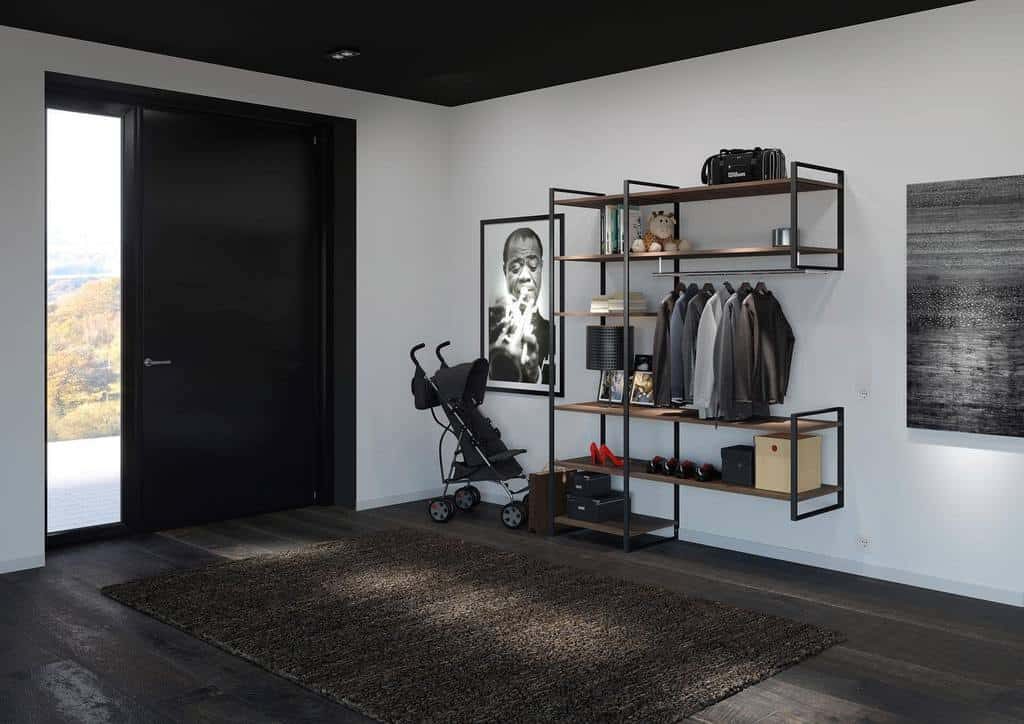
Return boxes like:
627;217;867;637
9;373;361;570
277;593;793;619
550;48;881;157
721;444;755;487
567;470;612;497
566;493;625;522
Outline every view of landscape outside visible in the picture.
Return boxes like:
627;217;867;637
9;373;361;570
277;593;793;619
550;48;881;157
47;108;123;533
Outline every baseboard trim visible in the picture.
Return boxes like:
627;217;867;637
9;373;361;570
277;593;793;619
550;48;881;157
357;487;441;512
359;485;522;513
678;529;1024;608
0;553;45;575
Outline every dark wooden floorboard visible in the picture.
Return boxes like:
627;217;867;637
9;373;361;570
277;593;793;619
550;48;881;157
1;499;1020;723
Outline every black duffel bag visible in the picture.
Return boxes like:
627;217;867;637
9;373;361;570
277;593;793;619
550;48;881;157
701;147;786;185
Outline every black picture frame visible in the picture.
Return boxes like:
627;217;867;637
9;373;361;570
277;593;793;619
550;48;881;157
630;370;655;406
480;214;565;397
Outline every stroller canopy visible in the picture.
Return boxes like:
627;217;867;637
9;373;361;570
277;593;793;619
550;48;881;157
433;359;488;405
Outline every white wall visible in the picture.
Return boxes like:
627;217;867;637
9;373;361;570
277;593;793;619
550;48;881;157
0;26;451;573
448;0;1024;606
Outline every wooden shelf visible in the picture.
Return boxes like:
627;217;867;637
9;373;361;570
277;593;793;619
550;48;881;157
554;245;840;263
556;457;840;502
555;401;838;433
555;311;657;319
553;513;675;537
555;178;841;209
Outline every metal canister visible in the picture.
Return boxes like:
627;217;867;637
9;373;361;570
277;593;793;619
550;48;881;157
771;227;791;247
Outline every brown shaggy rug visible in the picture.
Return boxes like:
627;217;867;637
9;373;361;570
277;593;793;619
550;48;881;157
104;529;842;723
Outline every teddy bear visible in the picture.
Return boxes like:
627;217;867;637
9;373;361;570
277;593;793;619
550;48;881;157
631;210;691;253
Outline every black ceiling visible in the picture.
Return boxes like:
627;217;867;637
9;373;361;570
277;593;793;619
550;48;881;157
2;2;967;106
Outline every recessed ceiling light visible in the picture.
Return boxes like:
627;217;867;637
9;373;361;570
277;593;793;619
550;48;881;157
328;48;360;61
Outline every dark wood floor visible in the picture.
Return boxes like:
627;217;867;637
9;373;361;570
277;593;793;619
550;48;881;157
2;501;1022;723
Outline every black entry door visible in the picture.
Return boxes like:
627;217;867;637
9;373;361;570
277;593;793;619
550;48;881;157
139;108;321;530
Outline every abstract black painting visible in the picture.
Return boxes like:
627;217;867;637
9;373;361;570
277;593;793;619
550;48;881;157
907;175;1024;437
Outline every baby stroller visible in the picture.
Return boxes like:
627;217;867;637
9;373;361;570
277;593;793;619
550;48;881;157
410;341;530;529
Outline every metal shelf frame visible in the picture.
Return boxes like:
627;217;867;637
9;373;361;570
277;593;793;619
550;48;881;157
547;164;846;552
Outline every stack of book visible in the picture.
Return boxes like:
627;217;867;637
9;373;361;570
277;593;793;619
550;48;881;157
590;292;647;315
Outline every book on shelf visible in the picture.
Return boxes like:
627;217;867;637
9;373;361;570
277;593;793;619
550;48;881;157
602;205;642;255
590;292;646;314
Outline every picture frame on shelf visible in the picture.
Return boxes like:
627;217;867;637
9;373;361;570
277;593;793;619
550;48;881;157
630;370;655;406
597;370;625;404
633;354;653;372
480;214;565;397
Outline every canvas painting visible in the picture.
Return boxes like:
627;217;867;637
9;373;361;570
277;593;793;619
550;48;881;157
907;175;1024;436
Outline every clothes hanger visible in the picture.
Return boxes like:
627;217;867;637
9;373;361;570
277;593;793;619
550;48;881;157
738;281;752;294
722;281;735;295
754;281;769;294
701;282;716;295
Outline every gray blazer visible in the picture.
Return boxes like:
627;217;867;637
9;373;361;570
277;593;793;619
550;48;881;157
670;284;699;401
679;290;709;404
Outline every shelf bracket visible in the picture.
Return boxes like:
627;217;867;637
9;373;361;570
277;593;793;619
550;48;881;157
790;406;844;521
791;161;844;272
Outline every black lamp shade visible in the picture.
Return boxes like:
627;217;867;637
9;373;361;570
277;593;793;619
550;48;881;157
586;325;633;371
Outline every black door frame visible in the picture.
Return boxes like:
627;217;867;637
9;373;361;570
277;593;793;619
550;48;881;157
44;73;356;547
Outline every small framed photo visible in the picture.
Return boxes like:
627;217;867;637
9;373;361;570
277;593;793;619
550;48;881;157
597;370;625;403
630;370;655;406
633;354;653;372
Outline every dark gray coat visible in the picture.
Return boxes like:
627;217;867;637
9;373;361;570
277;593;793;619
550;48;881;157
736;290;794;404
652;291;678;406
714;287;769;421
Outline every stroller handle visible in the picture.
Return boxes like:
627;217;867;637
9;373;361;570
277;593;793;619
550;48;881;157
435;341;451;367
410;343;426;369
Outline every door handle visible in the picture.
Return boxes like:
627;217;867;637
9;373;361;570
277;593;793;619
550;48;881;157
144;358;173;367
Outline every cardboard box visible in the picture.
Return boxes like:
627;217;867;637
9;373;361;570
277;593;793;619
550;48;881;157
755;433;821;494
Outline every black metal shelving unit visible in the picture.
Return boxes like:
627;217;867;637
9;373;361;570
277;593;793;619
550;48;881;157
547;164;846;552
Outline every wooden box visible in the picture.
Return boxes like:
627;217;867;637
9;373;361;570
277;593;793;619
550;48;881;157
755;433;821;494
528;469;571;534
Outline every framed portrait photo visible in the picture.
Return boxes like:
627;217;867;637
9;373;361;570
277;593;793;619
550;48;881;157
480;214;565;396
630;370;655;406
597;370;625;404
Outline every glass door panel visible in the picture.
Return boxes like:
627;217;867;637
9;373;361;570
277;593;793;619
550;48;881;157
46;108;123;534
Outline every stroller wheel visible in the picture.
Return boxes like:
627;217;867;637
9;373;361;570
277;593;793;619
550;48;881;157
501;501;527;530
453;486;477;512
428;498;453;523
467;485;481;507
522;493;529;511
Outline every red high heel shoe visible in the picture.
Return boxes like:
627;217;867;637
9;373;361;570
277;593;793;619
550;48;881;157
599;444;624;467
589;442;602;465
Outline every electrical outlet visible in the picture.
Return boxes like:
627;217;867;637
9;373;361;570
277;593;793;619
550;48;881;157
856;535;870;550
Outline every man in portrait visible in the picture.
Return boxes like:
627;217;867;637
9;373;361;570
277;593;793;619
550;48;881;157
488;227;552;384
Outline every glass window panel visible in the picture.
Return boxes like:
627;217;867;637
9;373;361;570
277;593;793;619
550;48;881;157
46;109;123;534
